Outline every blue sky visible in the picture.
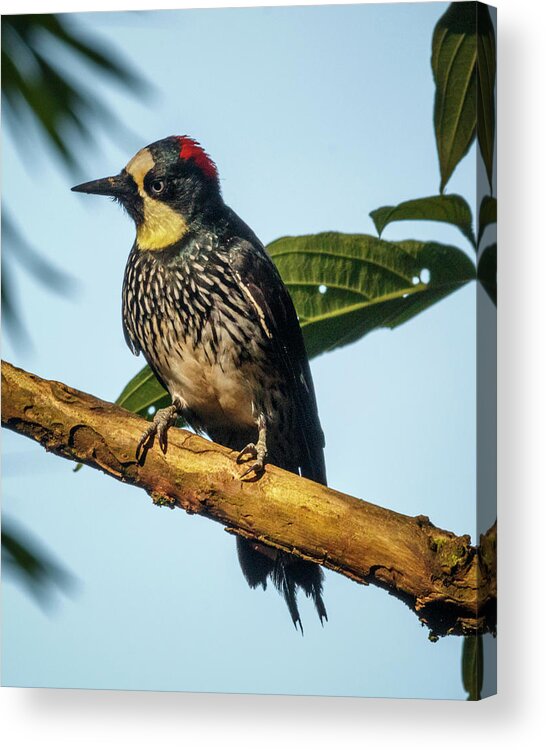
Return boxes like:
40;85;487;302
2;2;491;698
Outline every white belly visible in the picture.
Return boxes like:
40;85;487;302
163;346;256;431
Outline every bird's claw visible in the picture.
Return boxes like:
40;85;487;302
237;443;258;461
136;424;156;459
240;460;265;479
237;442;267;478
136;404;179;459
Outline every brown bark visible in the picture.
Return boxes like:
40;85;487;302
1;361;496;637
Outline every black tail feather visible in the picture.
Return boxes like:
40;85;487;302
272;555;304;634
236;537;273;590
284;555;328;626
237;538;327;631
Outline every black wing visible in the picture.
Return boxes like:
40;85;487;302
229;238;327;486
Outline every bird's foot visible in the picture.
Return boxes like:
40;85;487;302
237;440;267;478
136;403;180;459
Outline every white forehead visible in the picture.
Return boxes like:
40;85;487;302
125;147;155;188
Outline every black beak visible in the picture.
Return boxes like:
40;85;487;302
71;173;131;198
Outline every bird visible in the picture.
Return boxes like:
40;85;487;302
72;135;327;631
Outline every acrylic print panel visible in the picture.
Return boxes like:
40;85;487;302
1;2;496;699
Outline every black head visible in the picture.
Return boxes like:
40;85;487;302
72;136;222;250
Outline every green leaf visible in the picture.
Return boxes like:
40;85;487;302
268;232;476;359
37;14;144;91
370;194;476;248
478;243;496;305
1;14;149;172
116;365;170;418
2;518;75;607
478;195;497;246
477;5;496;193
462;635;483;701
1;251;31;348
431;2;477;192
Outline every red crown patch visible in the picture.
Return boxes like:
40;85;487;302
176;136;218;181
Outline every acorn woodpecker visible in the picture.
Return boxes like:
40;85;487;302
72;136;327;630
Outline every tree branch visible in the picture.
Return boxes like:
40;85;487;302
1;361;496;637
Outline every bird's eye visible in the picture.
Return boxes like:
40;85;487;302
150;179;165;194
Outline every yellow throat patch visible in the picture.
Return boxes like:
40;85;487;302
125;148;188;251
